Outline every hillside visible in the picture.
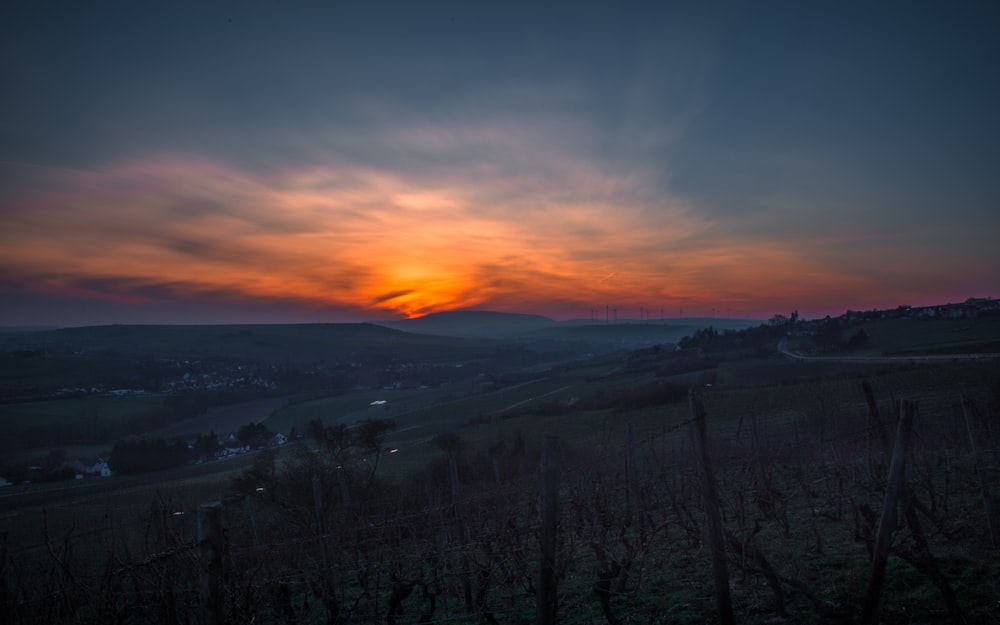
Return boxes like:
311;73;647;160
373;310;556;337
374;309;760;346
0;322;504;363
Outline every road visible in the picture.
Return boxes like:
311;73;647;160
776;338;1000;364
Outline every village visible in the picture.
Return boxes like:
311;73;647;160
0;424;292;486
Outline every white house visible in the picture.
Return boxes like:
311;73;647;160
271;432;288;447
88;460;113;477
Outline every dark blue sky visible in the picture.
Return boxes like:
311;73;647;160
2;1;998;325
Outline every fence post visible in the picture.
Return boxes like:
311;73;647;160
961;391;997;549
1;530;8;623
198;501;224;625
246;496;260;547
449;451;473;613
863;399;916;623
537;435;560;625
689;388;734;625
337;468;352;513
312;474;324;534
862;381;890;454
624;423;635;526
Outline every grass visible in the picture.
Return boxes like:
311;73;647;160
0;394;164;429
252;359;999;482
0;351;142;389
2;327;997;624
851;316;1000;356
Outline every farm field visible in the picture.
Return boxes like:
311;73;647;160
0;394;166;430
859;316;1000;355
0;318;998;624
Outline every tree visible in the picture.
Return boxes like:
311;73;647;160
432;432;464;456
194;431;221;461
355;418;396;489
231;448;277;497
847;328;869;349
306;418;325;442
108;437;188;474
816;317;842;350
238;422;273;449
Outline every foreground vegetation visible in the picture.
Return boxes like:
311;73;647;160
1;313;998;623
2;360;997;624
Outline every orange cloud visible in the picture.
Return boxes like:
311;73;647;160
0;149;975;321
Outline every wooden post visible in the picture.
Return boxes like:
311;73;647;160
961;391;997;549
750;409;768;487
312;474;324;533
198;501;224;625
246;495;260;547
337;468;352;512
449;452;473;614
624;423;635;525
863;400;916;623
863;381;891;485
862;381;890;453
312;474;337;621
537;436;560;625
151;499;166;548
1;530;8;623
689;388;734;625
492;450;502;488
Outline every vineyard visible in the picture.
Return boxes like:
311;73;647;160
2;371;998;624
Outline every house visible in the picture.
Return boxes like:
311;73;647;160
967;297;1000;314
940;303;979;319
223;435;250;455
88;460;113;477
0;476;11;487
270;432;288;447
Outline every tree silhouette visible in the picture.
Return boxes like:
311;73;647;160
355;417;396;489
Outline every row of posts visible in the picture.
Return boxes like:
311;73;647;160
195;388;985;625
193;437;563;625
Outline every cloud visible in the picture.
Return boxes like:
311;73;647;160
2;86;995;322
0;114;703;319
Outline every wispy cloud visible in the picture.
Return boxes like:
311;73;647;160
1;91;994;320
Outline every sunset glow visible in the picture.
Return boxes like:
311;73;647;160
1;3;996;325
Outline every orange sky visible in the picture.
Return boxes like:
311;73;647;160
2;154;973;323
1;3;997;325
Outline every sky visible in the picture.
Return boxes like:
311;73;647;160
1;1;998;326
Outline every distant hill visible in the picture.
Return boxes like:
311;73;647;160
532;318;760;346
373;310;556;338
0;322;500;362
373;310;762;345
0;326;62;333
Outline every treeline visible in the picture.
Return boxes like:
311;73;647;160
230;417;396;498
2;387;277;453
108;421;285;475
678;323;786;353
108;437;193;474
494;379;698;421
